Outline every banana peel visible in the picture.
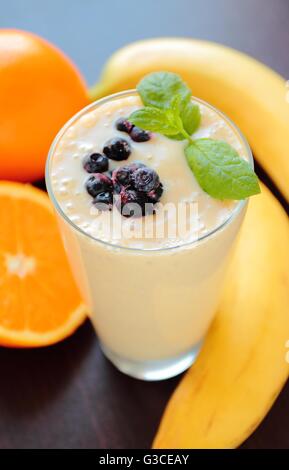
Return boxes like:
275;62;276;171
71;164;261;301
153;184;289;448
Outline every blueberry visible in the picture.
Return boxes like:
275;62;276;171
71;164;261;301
112;162;145;190
85;174;113;198
112;166;132;187
133;167;160;192
103;138;131;161
93;191;113;210
127;161;146;173
147;183;163;203
113;181;123;194
115;189;144;218
83;153;109;173
123;190;146;218
130;126;151;142
115;118;134;134
116;188;155;218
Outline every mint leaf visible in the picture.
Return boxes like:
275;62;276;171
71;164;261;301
185;139;260;200
168;101;201;140
181;102;201;135
129;107;180;135
137;72;191;110
168;95;186;131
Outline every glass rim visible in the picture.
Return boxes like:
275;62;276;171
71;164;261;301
45;89;253;253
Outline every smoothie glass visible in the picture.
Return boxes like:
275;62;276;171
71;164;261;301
46;91;252;381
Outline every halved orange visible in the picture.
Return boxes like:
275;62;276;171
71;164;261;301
0;181;86;347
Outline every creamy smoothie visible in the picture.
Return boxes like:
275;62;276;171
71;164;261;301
46;90;251;380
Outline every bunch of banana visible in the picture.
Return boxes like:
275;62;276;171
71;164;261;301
90;39;289;448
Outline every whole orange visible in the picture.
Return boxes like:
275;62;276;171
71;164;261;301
0;29;89;181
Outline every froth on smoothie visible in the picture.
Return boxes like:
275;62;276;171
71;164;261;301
50;95;246;250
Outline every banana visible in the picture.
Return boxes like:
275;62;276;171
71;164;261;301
152;184;289;449
90;38;289;447
90;38;289;201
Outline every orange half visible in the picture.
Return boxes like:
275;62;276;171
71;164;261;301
0;181;86;347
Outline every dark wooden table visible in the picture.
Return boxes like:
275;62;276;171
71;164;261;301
0;0;289;449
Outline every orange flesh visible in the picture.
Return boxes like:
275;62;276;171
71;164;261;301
0;182;86;346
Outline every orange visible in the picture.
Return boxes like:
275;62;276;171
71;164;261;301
0;181;86;347
0;29;89;182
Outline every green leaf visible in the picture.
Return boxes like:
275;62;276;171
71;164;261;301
168;95;186;132
181;102;201;135
168;101;201;140
129;107;180;135
185;139;260;200
137;72;191;110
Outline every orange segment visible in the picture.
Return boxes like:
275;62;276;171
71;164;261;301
0;181;86;347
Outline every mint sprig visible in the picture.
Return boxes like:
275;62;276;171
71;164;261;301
136;72;200;140
129;71;260;200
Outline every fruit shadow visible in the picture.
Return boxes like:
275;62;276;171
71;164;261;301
0;319;94;420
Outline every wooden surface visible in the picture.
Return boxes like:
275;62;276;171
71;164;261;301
0;0;289;449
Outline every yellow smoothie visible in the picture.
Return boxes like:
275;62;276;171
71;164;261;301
47;91;251;380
